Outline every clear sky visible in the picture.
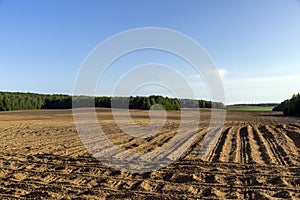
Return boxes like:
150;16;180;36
1;0;300;104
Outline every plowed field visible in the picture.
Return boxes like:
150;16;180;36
0;109;300;199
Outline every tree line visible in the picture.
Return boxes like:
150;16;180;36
230;103;278;107
0;92;225;111
273;93;300;116
0;92;72;111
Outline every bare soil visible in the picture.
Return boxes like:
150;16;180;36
0;108;300;199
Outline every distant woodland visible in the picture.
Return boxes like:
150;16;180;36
273;93;300;116
0;92;224;111
228;103;278;107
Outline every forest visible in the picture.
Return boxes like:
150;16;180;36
229;103;278;107
273;93;300;116
0;92;224;111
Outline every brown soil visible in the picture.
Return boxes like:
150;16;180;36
0;108;300;199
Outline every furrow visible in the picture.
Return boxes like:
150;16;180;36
239;126;248;164
180;128;207;160
247;126;266;165
210;127;231;163
284;125;300;150
252;126;276;165
228;127;239;163
206;128;229;162
258;126;286;166
264;125;293;166
269;125;299;165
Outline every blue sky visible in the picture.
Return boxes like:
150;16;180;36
1;0;300;104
